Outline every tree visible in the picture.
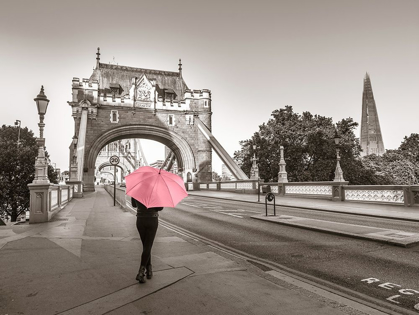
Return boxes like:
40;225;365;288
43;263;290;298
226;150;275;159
234;106;373;184
0;125;58;222
212;171;221;181
399;133;419;164
360;134;419;185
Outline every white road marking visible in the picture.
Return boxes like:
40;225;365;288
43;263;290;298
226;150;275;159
181;202;260;217
160;223;199;242
181;202;201;208
219;212;243;218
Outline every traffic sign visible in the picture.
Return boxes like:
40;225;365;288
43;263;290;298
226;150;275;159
109;155;120;165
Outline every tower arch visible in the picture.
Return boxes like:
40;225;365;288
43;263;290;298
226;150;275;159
86;124;196;190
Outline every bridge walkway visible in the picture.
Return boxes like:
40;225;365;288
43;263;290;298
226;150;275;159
0;187;386;315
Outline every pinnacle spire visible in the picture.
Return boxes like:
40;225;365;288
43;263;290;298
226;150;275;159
96;47;101;69
178;58;182;77
360;73;385;156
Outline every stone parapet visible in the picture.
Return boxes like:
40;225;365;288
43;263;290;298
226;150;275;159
28;184;74;224
194;180;419;208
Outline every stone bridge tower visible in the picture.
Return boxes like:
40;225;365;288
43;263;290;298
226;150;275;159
68;49;215;192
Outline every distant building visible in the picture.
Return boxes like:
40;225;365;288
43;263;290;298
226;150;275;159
150;157;178;174
149;160;165;169
221;164;234;181
62;171;69;183
95;139;148;184
360;73;385;156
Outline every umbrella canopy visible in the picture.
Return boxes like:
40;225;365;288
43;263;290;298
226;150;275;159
125;166;188;208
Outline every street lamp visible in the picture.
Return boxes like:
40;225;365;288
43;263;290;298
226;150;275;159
14;120;21;147
333;128;345;182
251;144;259;179
34;86;49;138
33;86;50;184
250;144;261;201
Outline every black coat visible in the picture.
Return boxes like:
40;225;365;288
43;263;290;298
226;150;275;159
131;197;163;211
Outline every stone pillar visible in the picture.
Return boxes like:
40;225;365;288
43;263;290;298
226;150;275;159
250;154;259;180
196;112;212;182
28;183;52;223
333;148;345;182
77;109;88;182
66;181;83;198
33;138;50;184
67;136;83;197
277;146;288;183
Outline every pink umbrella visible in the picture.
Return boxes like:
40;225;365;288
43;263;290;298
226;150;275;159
125;166;188;208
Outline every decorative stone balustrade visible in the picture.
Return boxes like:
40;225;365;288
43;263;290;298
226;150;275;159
103;180;419;208
190;180;419;207
189;180;259;194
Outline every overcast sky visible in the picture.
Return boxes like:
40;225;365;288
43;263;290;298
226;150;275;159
1;0;418;174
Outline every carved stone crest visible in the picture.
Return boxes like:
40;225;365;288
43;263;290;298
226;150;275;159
137;81;151;101
134;75;153;104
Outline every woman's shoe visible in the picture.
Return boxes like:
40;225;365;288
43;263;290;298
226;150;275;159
146;265;153;279
136;266;146;283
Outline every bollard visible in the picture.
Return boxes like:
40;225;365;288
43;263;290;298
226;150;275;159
265;192;276;216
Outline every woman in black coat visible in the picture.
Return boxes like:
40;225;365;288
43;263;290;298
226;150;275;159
131;197;163;283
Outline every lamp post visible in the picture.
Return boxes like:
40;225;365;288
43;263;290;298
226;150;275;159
250;144;261;201
250;144;259;179
333;128;345;182
14;120;21;147
33;86;50;184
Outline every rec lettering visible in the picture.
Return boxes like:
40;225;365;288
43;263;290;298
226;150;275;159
361;278;419;310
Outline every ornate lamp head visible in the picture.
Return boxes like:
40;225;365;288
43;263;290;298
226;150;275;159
34;86;50;116
334;129;341;145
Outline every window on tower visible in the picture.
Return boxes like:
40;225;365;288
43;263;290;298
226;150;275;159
168;114;175;126
110;110;119;123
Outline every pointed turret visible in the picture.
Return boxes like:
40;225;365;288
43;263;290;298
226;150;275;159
360;73;385;156
96;47;101;69
178;58;182;78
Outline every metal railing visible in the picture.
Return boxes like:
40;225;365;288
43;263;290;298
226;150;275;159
104;184;128;209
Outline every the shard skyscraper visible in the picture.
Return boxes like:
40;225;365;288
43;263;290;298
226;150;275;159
360;73;385;156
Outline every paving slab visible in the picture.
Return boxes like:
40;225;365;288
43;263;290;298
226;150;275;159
251;214;419;247
59;267;193;315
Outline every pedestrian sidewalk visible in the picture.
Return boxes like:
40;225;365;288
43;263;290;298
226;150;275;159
188;190;419;247
0;188;387;315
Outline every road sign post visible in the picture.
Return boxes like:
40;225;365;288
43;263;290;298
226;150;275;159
109;155;120;206
265;193;276;217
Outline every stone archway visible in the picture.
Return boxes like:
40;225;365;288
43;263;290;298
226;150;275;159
84;124;196;191
96;162;126;184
